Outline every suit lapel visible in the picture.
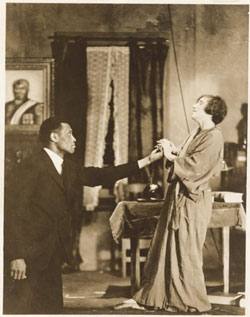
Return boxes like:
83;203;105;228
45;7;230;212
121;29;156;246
41;150;65;191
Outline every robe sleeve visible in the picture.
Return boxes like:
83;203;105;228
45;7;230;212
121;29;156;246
171;130;223;190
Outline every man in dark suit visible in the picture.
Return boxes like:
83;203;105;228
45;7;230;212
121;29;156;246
4;117;163;314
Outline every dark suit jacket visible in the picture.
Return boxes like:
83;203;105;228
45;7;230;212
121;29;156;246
4;149;139;272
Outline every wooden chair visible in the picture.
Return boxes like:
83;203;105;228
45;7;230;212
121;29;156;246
120;183;151;277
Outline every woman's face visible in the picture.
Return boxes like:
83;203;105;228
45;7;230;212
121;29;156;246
191;96;211;123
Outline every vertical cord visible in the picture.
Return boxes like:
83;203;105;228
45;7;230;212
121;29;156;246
168;4;190;134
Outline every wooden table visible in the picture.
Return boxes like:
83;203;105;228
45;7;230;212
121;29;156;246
110;201;245;295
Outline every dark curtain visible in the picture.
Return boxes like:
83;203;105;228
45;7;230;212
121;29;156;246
51;39;88;270
51;39;88;164
129;42;168;184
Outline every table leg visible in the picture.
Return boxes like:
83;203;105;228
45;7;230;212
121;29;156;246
222;227;230;293
130;237;140;296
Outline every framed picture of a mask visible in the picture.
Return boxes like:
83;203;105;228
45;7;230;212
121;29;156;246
5;57;54;133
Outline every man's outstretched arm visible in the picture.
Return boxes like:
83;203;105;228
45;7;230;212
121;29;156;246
79;148;163;187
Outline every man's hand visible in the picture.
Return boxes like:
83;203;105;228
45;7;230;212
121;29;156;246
11;259;27;280
156;139;177;161
137;148;163;169
148;148;164;163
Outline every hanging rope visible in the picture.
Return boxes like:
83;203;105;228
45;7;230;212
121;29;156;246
168;4;190;133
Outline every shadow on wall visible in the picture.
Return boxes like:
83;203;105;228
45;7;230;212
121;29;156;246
236;103;247;150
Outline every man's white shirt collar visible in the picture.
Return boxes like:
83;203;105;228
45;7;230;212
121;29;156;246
43;148;63;175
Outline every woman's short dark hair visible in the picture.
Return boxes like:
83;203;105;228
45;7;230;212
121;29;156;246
39;117;67;145
198;95;228;124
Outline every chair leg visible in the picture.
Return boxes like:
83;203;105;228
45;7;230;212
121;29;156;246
122;239;127;278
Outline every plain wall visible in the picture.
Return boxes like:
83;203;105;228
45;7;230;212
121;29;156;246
164;5;248;145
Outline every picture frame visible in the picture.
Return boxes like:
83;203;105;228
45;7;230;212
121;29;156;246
5;57;55;134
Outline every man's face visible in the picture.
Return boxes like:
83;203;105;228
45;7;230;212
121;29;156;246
13;83;29;101
55;123;76;155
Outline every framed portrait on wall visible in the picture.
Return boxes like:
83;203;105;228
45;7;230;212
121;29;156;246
5;57;54;133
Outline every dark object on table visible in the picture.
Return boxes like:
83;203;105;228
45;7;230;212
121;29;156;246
143;183;164;200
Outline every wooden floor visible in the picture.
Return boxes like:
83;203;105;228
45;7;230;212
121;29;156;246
62;268;245;315
62;227;245;315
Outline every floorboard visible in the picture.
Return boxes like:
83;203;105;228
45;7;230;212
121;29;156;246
62;270;245;315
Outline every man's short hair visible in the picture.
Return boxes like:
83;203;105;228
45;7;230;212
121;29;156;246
13;79;30;89
39;117;68;145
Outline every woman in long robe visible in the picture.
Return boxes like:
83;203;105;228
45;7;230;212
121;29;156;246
116;95;227;313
